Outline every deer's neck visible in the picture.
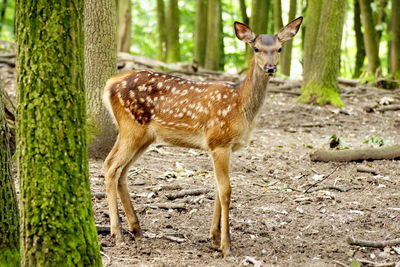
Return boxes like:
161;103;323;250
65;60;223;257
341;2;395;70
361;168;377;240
238;58;270;123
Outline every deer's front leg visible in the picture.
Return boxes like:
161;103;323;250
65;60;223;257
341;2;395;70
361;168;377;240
211;147;232;257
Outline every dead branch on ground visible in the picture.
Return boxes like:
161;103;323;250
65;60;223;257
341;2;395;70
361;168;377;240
347;236;400;248
304;164;343;193
166;188;210;200
310;145;400;162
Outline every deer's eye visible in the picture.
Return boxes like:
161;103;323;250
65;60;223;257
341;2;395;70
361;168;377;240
253;47;259;52
278;47;282;53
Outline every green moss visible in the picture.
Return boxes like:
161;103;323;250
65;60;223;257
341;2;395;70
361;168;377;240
298;82;344;107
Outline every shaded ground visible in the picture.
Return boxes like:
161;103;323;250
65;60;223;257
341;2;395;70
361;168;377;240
2;56;400;266
90;78;400;266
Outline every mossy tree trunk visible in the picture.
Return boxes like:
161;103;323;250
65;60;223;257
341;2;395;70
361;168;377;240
273;0;283;33
302;0;322;83
0;87;19;266
246;0;270;63
116;0;132;53
16;1;102;266
359;0;381;81
157;0;168;62
390;0;400;79
194;0;208;68
85;0;118;159
166;0;180;63
298;0;346;107
280;0;297;76
239;0;249;25
205;0;221;70
353;0;366;78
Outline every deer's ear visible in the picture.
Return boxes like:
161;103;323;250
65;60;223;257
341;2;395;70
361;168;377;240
234;21;256;43
276;16;303;42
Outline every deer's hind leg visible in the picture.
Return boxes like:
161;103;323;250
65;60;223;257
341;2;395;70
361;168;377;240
104;123;154;244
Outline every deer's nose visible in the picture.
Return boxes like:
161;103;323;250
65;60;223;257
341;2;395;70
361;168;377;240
265;64;276;73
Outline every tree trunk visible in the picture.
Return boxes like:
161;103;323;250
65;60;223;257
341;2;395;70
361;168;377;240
280;0;297;76
359;0;381;81
116;0;132;53
246;0;270;63
194;0;208;68
390;0;400;79
239;0;249;25
353;0;366;78
0;0;7;33
85;0;118;159
166;0;180;63
205;0;221;70
302;0;323;83
0;88;19;266
299;0;346;107
273;0;283;33
16;0;102;266
157;0;168;62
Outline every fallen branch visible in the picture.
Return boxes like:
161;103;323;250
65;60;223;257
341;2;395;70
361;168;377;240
356;258;396;267
347;236;400;248
356;165;377;175
310;145;400;162
163;235;186;243
377;104;400;112
166;188;210;200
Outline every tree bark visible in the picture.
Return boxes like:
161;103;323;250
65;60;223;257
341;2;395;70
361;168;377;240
205;0;221;70
390;0;400;79
302;0;323;83
299;0;346;107
194;0;208;67
239;0;249;25
166;0;180;63
157;0;168;62
16;0;102;265
359;0;381;81
116;0;132;53
0;86;15;153
0;87;19;266
273;0;283;33
353;0;366;78
280;0;297;76
85;0;118;159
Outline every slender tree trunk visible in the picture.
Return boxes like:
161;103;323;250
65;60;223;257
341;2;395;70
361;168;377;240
205;0;221;70
219;1;224;70
246;0;269;63
359;0;381;81
302;0;323;83
116;0;132;53
157;0;168;62
16;0;102;265
166;0;180;62
299;0;346;107
273;0;283;33
280;0;297;76
0;87;19;266
390;0;400;79
0;0;7;33
239;0;249;25
85;0;118;158
353;0;366;78
194;0;208;68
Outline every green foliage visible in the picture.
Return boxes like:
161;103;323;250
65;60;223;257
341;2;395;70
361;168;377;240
363;133;387;147
0;248;20;267
0;0;15;40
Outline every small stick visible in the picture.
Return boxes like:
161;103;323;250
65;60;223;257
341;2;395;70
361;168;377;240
347;237;400;248
307;185;353;193
357;165;377;175
304;164;343;193
332;260;347;267
166;188;210;200
356;258;396;267
147;203;186;210
163;235;186;243
100;251;112;266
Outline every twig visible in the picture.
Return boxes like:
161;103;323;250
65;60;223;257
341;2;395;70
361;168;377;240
357;165;377;175
356;258;396;267
307;185;353;193
166;188;210;200
332;260;348;267
147;203;186;210
163;235;186;243
304;164;344;193
100;251;112;266
347;237;400;248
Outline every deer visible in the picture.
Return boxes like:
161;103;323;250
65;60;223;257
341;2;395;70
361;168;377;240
103;17;303;257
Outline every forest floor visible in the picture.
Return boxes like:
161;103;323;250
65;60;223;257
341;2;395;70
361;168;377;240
2;57;400;266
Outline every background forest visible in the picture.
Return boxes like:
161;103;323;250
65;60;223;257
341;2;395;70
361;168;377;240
1;0;400;266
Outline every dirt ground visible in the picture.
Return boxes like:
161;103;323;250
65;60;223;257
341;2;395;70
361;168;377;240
2;60;400;266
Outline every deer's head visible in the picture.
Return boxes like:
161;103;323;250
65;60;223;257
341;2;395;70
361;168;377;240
234;17;303;76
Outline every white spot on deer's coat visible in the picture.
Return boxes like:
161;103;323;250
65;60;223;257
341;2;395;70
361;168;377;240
121;80;128;87
157;82;164;88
